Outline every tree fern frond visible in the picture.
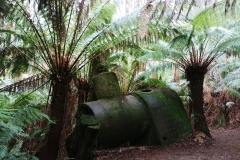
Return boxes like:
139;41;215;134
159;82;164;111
0;73;49;93
0;94;11;108
229;20;240;32
212;36;240;54
191;0;240;30
0;108;16;121
137;41;183;63
0;120;26;139
226;79;240;89
91;0;116;26
86;10;138;53
0;120;37;159
9;139;23;155
0;29;28;45
106;54;122;64
0;29;50;74
170;34;191;50
68;0;111;58
11;55;29;77
134;63;173;81
85;2;157;58
10;107;53;128
221;69;240;90
225;87;240;98
0;91;52;159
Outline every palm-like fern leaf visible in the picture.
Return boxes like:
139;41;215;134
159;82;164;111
0;73;49;93
191;0;240;30
0;92;51;159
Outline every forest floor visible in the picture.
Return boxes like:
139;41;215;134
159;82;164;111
93;127;240;160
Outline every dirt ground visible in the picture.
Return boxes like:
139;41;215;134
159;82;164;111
93;127;240;160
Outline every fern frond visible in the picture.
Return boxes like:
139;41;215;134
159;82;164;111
191;0;240;30
0;73;49;93
212;36;240;54
0;108;16;120
134;63;173;81
225;87;240;98
137;41;178;63
0;92;51;159
10;107;53;129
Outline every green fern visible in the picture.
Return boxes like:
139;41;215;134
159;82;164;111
191;1;240;30
225;87;240;99
134;63;173;81
211;58;240;96
0;92;52;159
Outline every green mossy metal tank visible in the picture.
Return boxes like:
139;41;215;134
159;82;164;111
131;89;192;145
78;95;150;148
76;88;192;148
67;71;192;159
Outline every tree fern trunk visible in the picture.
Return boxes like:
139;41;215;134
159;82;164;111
186;66;211;138
40;74;71;160
58;90;78;158
174;67;180;83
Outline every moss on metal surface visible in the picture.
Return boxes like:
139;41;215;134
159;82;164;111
80;114;101;129
92;72;121;100
131;88;192;145
70;88;192;153
81;95;149;148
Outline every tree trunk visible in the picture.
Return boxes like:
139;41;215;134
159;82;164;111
40;76;71;160
174;67;180;83
186;66;211;138
58;90;78;158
